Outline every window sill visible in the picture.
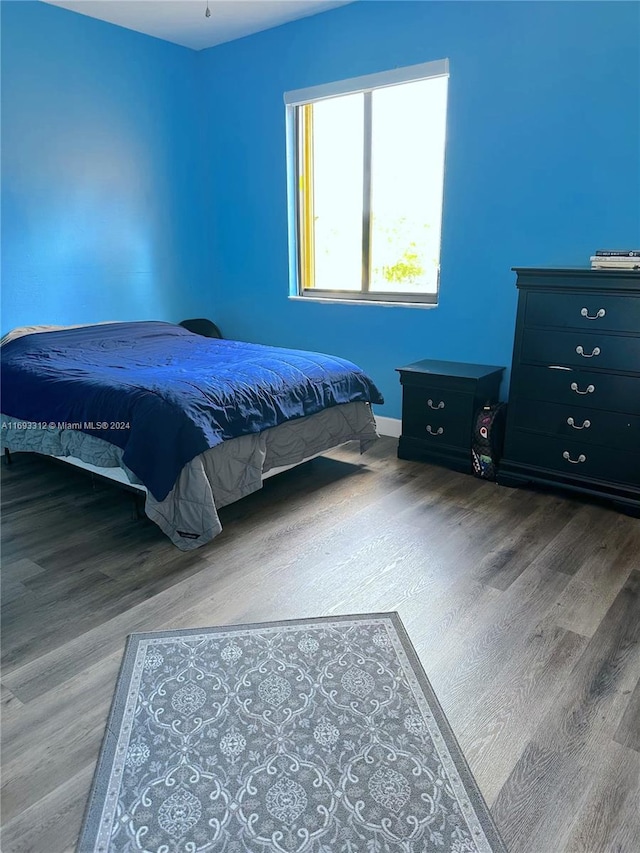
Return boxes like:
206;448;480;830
288;295;438;309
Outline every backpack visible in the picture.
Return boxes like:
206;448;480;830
472;403;507;480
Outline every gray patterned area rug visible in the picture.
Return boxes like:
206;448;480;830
79;613;507;853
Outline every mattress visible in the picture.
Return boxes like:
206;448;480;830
0;321;384;501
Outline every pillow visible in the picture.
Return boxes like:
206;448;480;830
0;322;123;347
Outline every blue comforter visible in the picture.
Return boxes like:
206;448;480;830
0;322;383;500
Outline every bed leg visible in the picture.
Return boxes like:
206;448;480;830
4;448;12;466
132;493;145;521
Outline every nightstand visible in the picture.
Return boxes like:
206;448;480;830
396;359;505;473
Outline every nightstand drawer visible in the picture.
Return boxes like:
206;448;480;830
522;328;640;373
525;291;640;334
510;399;640;450
401;386;473;447
506;431;640;487
515;365;640;415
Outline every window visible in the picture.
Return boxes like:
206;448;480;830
285;60;449;305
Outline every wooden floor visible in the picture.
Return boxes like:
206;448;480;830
1;439;639;853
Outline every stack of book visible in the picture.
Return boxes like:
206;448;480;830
590;250;640;270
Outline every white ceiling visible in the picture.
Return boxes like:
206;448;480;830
44;0;353;51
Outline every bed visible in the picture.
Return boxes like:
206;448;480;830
0;322;384;549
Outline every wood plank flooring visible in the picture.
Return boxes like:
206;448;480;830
1;439;639;852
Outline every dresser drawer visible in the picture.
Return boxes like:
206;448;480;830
522;328;640;373
525;291;640;334
510;399;640;451
506;431;640;487
401;386;473;447
515;365;640;415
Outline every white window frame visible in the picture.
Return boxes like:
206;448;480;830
285;59;449;307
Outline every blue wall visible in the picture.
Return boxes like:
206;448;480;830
1;1;209;333
198;0;640;416
3;2;639;418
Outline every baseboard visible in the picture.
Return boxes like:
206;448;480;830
374;415;402;439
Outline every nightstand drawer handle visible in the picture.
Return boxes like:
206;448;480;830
426;425;444;436
570;382;595;395
580;308;606;320
427;399;445;410
563;451;586;464
567;417;591;430
576;345;600;358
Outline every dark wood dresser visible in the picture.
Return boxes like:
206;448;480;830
397;359;504;473
498;268;640;512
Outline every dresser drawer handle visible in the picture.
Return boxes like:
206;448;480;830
567;417;591;430
580;308;606;320
576;345;601;358
562;451;586;464
427;399;445;410
570;382;595;395
426;425;444;436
